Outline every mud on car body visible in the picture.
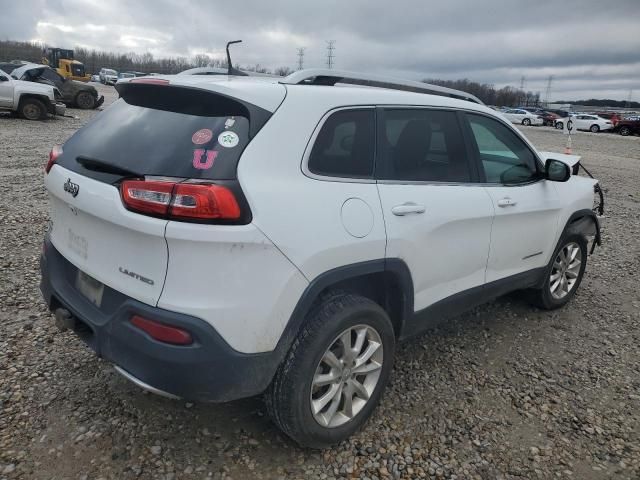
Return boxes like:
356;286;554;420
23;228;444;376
11;63;104;110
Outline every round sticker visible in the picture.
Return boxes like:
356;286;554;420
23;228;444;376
218;131;239;148
192;128;213;145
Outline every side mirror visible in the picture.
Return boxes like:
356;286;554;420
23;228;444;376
0;76;8;82
545;159;570;182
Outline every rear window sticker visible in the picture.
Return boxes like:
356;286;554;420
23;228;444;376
218;131;239;148
192;128;213;145
225;118;236;129
192;149;218;170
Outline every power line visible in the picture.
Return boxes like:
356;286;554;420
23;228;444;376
296;47;306;70
326;40;335;69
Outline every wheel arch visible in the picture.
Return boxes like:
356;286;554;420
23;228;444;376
18;93;52;108
561;209;601;253
272;259;414;366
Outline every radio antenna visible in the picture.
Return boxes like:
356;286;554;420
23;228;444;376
226;40;247;76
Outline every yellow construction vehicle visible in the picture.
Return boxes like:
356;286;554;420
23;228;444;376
42;48;91;82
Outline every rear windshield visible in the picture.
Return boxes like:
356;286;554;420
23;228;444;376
58;84;271;181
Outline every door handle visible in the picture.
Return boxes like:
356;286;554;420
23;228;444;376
391;203;426;216
497;197;517;207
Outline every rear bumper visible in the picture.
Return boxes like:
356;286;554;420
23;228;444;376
39;237;280;402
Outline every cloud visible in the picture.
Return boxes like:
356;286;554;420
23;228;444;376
2;0;639;100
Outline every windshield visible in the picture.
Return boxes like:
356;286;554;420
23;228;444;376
71;64;85;76
104;69;116;75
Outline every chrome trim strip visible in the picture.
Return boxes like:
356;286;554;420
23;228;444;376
114;365;181;400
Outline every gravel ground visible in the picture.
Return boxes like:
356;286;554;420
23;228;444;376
1;84;639;480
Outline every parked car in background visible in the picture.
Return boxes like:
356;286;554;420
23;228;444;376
614;118;640;136
118;72;136;80
522;108;559;127
11;63;104;110
555;114;613;133
0;67;65;119
502;108;543;126
99;68;118;85
90;74;100;82
595;112;621;127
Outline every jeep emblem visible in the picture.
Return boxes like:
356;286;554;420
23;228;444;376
64;178;79;197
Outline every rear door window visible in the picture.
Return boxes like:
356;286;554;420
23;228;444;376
376;108;472;183
308;109;375;178
57;84;271;181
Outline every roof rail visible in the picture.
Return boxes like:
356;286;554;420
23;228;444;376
281;69;484;105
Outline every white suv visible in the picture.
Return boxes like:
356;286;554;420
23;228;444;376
40;70;602;447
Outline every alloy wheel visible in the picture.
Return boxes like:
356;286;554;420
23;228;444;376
549;242;582;300
310;324;383;428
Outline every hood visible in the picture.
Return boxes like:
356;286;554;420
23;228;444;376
12;78;56;97
538;151;582;168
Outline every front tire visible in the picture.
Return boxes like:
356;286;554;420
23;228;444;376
75;91;95;109
590;124;600;133
619;126;631;136
555;121;563;130
522;118;531;126
19;98;47;120
529;234;587;310
265;293;395;448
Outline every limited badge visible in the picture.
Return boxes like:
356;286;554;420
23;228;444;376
192;128;213;145
218;131;239;148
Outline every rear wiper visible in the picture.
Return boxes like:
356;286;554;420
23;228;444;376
76;156;141;177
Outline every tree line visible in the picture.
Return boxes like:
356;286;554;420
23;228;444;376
554;98;639;108
0;40;294;76
8;40;629;109
425;78;540;107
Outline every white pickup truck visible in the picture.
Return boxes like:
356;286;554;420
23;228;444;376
0;67;66;120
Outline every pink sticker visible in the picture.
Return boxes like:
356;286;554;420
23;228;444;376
192;149;218;170
192;129;213;145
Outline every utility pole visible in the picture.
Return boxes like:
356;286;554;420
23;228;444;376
544;75;554;107
519;76;526;106
625;89;633;109
326;40;335;69
296;47;306;70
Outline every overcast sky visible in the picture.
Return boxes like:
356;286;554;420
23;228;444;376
2;0;639;101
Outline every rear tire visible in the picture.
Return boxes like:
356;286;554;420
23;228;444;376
620;126;631;136
529;234;587;310
555;121;563;130
75;91;95;109
522;118;531;126
265;293;395;448
19;98;47;120
590;124;600;133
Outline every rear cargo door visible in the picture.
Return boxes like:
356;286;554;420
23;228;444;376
45;165;169;307
46;81;279;307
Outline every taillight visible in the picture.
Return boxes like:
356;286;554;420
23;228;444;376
120;179;242;222
46;145;63;173
170;183;240;220
131;315;193;345
120;180;173;216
